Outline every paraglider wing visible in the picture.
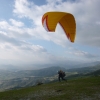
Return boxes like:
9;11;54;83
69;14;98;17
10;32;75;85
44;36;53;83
42;12;76;42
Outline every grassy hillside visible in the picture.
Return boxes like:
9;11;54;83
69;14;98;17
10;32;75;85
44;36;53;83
0;65;100;92
0;76;100;100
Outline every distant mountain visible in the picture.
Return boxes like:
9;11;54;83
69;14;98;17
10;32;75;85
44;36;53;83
0;64;19;71
27;66;67;77
15;66;67;77
0;66;66;81
66;64;100;74
0;64;100;92
85;69;100;76
0;66;66;91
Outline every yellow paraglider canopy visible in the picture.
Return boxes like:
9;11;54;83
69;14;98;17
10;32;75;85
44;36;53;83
42;12;76;42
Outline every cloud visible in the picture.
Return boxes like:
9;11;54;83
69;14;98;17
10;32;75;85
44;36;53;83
0;40;48;65
9;19;24;27
0;20;32;39
96;21;100;25
67;47;98;60
0;0;100;68
0;20;9;29
0;41;76;67
0;30;28;46
13;0;100;47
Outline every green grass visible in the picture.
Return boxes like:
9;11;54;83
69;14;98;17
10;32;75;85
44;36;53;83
0;76;100;100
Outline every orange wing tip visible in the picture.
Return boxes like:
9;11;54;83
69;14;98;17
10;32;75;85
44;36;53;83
66;33;75;42
42;15;52;32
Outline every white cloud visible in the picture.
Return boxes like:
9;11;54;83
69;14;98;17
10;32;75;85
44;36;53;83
96;21;100;25
9;19;24;27
13;0;100;47
67;47;98;60
0;21;9;29
0;0;100;68
0;41;75;67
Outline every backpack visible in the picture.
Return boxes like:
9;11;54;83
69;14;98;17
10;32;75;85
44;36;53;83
63;72;66;77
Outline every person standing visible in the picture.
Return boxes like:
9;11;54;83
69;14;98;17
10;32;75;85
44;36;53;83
58;70;66;81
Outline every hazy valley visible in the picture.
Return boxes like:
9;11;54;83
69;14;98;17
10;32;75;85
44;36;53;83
0;62;100;91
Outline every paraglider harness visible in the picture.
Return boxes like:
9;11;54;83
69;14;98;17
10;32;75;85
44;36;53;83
63;72;66;77
58;70;66;81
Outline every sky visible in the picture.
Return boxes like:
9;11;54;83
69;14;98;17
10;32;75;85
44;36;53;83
0;0;100;69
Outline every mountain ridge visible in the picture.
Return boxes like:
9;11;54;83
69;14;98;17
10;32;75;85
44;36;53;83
0;64;100;91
